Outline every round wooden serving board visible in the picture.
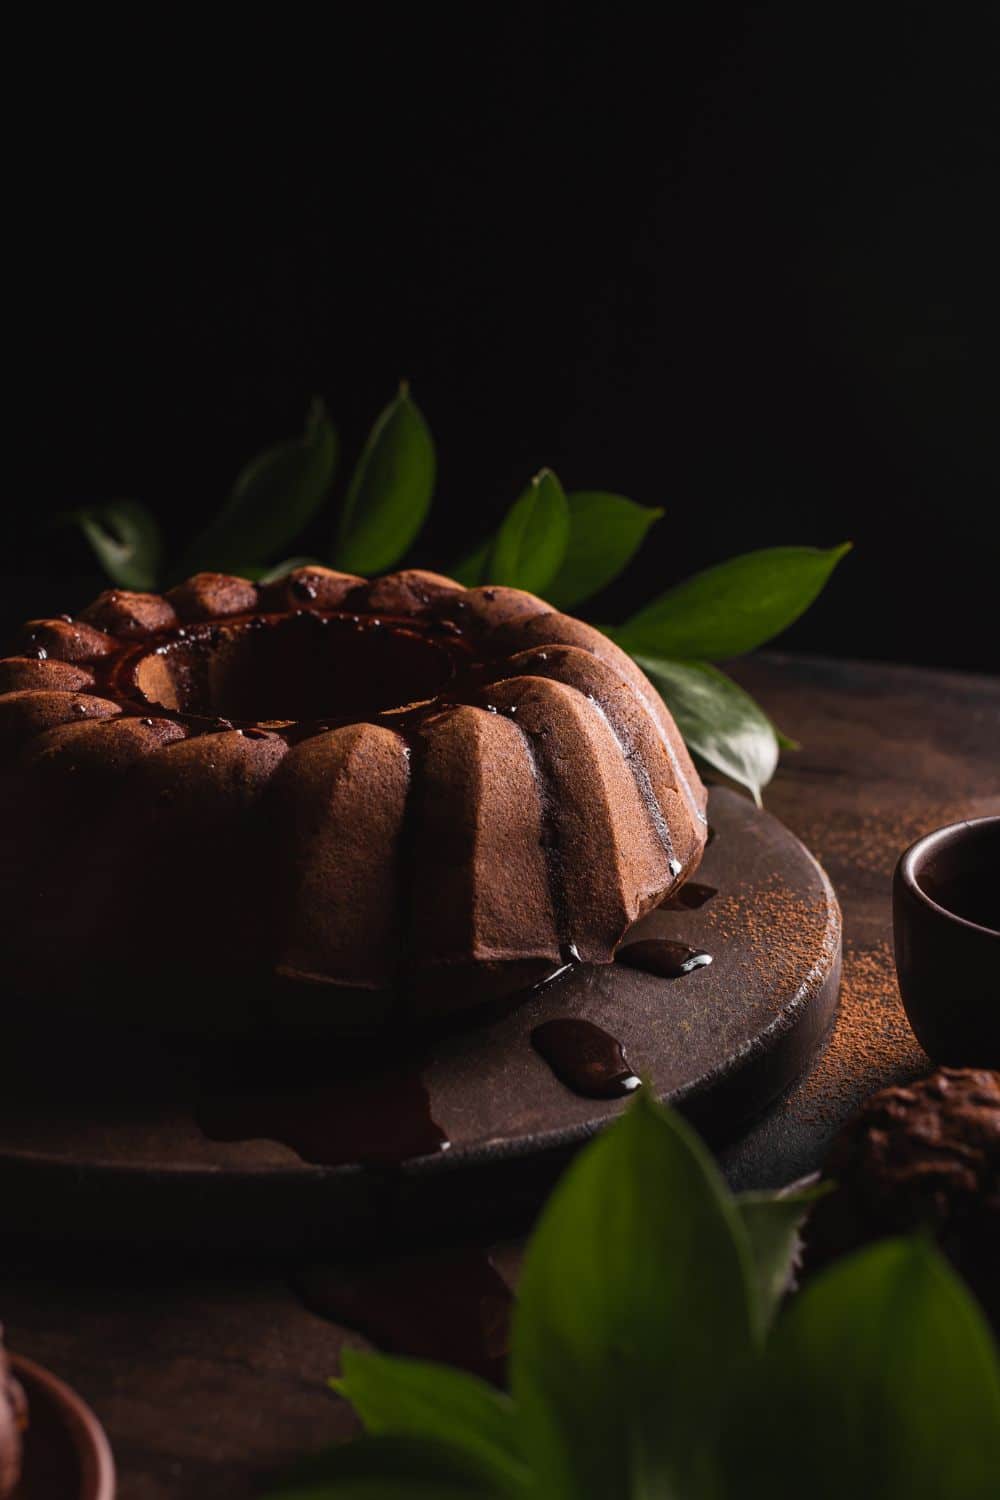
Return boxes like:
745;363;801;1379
0;788;840;1251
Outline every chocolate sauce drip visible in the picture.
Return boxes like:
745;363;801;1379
503;715;576;958
484;647;685;880
532;942;582;993
196;1044;448;1167
659;881;718;911
616;939;713;977
531;1018;641;1098
601;706;680;874
393;723;431;1004
292;1248;513;1385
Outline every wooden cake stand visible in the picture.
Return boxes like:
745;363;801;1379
0;788;840;1251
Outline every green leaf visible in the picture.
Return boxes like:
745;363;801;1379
453;491;659;598
488;469;570;595
182;399;337;574
335;384;436;574
243;556;322;583
451;538;490;587
631;656;779;806
73;500;163;590
735;1239;1000;1500
511;1090;760;1500
546;491;663;609
736;1180;831;1327
615;543;852;659
332;1351;528;1492
262;1432;512;1499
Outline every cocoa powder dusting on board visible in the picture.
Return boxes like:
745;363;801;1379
799;940;928;1123
794;798;996;881
698;869;926;1128
699;873;834;1000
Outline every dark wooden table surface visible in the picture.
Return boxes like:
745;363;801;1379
2;654;998;1499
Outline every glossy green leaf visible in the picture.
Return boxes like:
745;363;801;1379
511;1090;759;1500
488;469;570;595
332;1351;527;1492
736;1180;831;1327
455;491;660;598
631;656;779;805
615;543;852;659
183;399;337;574
335;385;435;574
73;500;163;591
262;1432;512;1499
450;538;490;587
735;1239;1000;1500
546;491;663;609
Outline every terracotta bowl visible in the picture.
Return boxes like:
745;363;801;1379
10;1355;115;1500
893;816;1000;1066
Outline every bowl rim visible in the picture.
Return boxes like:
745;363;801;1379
897;814;1000;939
10;1352;115;1500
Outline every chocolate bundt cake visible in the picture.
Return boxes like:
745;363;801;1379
0;568;707;1024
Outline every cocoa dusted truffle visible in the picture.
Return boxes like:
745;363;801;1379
807;1068;1000;1323
0;1327;26;1500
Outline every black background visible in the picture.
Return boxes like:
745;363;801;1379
10;5;999;670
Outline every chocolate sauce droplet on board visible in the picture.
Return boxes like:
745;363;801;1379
532;1019;641;1099
293;1248;513;1384
617;939;714;977
659;881;718;911
196;1044;448;1168
531;941;582;993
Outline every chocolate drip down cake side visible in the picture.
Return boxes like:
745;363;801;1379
0;568;840;1246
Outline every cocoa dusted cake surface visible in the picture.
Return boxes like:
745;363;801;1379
0;567;707;1025
0;1328;26;1500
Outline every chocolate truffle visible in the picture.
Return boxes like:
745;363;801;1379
807;1068;1000;1323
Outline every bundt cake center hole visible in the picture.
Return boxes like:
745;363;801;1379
132;614;457;723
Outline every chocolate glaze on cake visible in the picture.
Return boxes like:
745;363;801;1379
0;568;707;1024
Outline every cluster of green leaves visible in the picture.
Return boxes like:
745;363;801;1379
69;386;849;802
266;1093;1000;1500
68;386;433;593
454;474;848;802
